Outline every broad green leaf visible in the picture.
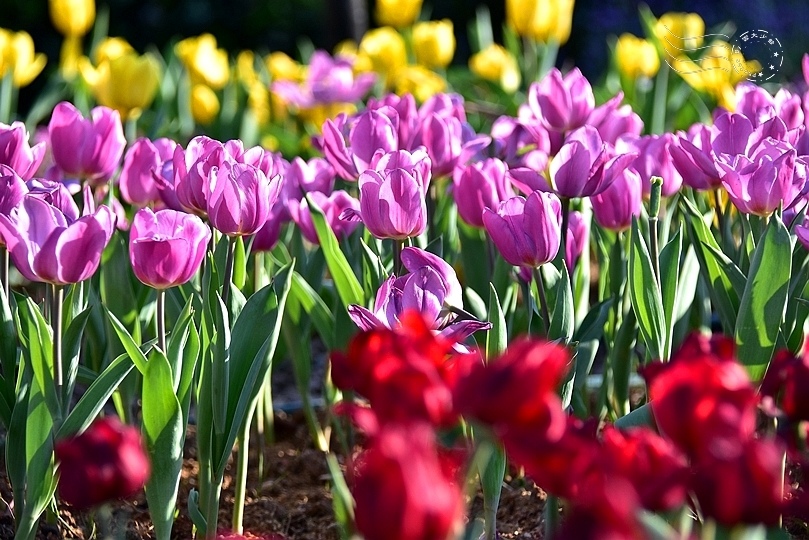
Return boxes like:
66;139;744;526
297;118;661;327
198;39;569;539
486;284;507;359
167;297;200;425
0;285;17;392
735;215;791;381
7;375;29;524
613;402;655;430
105;307;148;374
628;219;666;360
360;237;386;303
659;229;682;360
62;306;92;411
308;194;364;308
548;265;574;344
210;292;230;437
16;297;60;422
101;232;142;355
57;353;135;439
142;350;184;540
290;271;335;350
573;298;614;343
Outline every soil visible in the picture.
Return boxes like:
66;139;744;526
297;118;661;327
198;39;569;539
0;409;548;540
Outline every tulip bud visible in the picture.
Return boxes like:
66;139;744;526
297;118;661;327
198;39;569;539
190;84;220;125
374;0;422;28
469;44;521;93
413;20;455;69
55;416;150;509
0;121;46;180
49;0;95;37
175;33;229;90
358;27;407;88
615;33;660;79
81;50;161;120
207;162;281;237
0;30;47;87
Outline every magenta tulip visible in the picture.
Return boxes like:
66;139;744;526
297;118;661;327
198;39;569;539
207;162;281;237
586;93;643;145
620;133;684;197
527;68;594;133
287;156;335;195
565;210;589;271
119;137;178;207
0;195;115;285
129;207;211;290
48;101;126;185
452;158;513;228
288;190;359;244
591;168;643;232
272;50;375;107
0;121;46;179
482;191;562;268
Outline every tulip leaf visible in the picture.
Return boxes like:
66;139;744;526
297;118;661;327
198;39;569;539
57;353;135;440
214;263;293;479
210;291;230;437
628;219;666;361
549;265;575;344
290;271;335;351
486;284;507;359
307;194;364;308
658;229;682;360
734;214;791;382
360;237;386;302
62;306;92;412
167;296;200;425
681;197;741;333
101;232;142;357
573;298;614;344
0;286;17;427
186;489;208;534
613;402;655;430
104;306;149;375
6;374;28;524
142;349;184;540
16;296;60;422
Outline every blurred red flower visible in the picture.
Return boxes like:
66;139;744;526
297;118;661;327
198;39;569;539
54;416;150;510
761;347;809;424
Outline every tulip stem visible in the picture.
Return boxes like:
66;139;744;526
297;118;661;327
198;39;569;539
52;284;64;406
713;189;726;242
393;239;404;276
232;406;254;534
0;72;13;125
543;494;559;538
533;267;551;337
651;63;670;134
156;288;166;353
559;197;571;282
222;236;236;311
1;246;8;303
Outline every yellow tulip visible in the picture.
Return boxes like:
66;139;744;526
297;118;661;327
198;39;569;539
49;0;95;37
93;37;134;65
237;50;259;86
175;34;229;90
413;20;455;69
506;0;575;45
358;27;407;88
654;12;705;59
469;43;521;93
190;83;220;125
265;51;304;82
247;80;270;126
615;33;660;79
80;51;161;119
393;65;446;102
375;0;422;28
0;29;47;87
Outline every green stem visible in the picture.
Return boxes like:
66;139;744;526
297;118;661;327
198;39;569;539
543;494;560;539
204;475;223;540
650;63;670;134
393;238;404;276
156;288;166;353
533;267;551;337
125;115;138;145
1;246;8;303
231;406;255;534
559;196;571;278
52;284;64;407
0;72;13;124
222;236;236;311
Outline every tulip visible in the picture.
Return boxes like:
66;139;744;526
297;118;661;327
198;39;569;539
119;137;177;207
482;191;562;268
505;0;575;44
175;33;229;90
654;12;705;59
358;27;407;88
190;83;220;125
351;420;463;540
558;475;644;539
48;101;126;185
55;416;150;509
287;156;335;195
129;207;210;290
591;167;642;232
25;178;80;221
250;206;286;253
620;133;684;196
0;166;26;249
288;190;359;244
469;44;521;93
347;149;430;240
80;50;161;119
615;33;660;80
49;0;95;37
491;114;550;172
586;93;643;146
0;121;46;179
207;162;281;237
393;65;448;104
452;158;513;228
670;123;724;191
413;20;455;69
0;30;47;87
527;68;594;133
0;195;114;285
374;0;422;28
565;210;588;271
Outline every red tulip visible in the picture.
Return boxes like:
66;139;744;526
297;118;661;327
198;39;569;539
54;417;150;510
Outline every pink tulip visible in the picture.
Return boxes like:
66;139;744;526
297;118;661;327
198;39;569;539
119;137;178;207
452;158;513;228
586;93;643;145
207;162;281;237
287;156;335;195
0;195;114;285
482;191;562;268
129;207;211;290
0;121;46;179
288;190;359;244
591;168;643;232
48;101;126;185
527;68;594;133
619;133;684;197
271;50;375;107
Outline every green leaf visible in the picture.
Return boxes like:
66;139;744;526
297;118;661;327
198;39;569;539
0;285;17;393
101;231;142;354
187;489;208;534
167;297;199;426
307;194;364;308
549;265;574;344
142;349;184;540
573;298;614;343
62;306;92;410
613;402;655;430
735;215;792;381
105;307;148;374
485;284;507;359
290;271;335;350
628;219;666;360
659;229;682;360
16;297;60;422
57;353;135;439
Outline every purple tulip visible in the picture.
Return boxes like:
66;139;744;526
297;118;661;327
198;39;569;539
348;247;490;341
368;93;419;148
586;93;644;145
251;206;287;252
287;156;335;195
0;196;115;285
670;123;724;191
25;178;80;222
129;207;211;289
48;101;126;185
620;133;684;197
173;136;227;215
119;137;178;207
452;158;513;228
271;50;375;108
527;68;594;133
207;161;281;237
482;191;562;268
546;126;635;199
796;220;809;251
591;168;642;232
718;140;803;216
566;210;589;272
288;190;359;244
0;121;46;180
0;166;27;247
736;84;804;130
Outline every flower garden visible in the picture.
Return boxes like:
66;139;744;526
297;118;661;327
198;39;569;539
2;0;809;539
